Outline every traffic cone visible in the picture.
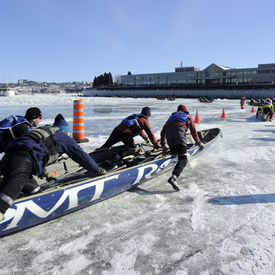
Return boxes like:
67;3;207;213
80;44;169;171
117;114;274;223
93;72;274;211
251;104;255;113
221;107;227;119
194;109;201;123
73;99;89;143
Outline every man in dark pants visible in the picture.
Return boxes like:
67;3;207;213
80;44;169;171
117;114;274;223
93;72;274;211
0;107;43;192
160;105;205;191
0;114;105;221
100;107;160;149
262;98;274;121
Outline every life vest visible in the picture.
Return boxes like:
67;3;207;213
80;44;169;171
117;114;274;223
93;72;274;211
0;115;31;138
121;114;141;136
168;111;189;124
0;115;32;152
263;102;273;109
25;125;60;166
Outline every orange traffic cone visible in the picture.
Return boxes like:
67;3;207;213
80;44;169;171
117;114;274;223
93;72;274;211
251;105;255;113
221;107;227;119
73;99;89;143
194;109;201;123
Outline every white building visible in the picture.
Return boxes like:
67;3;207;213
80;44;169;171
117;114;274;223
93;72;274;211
121;63;275;87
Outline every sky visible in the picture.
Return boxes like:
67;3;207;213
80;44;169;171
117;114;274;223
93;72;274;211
1;0;275;83
1;94;275;274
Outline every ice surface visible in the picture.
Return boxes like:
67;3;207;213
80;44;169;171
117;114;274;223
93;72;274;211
0;94;275;274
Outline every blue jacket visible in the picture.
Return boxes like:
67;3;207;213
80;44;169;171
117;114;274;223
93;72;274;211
7;128;99;176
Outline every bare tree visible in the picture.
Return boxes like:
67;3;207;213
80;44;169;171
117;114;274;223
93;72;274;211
114;74;121;85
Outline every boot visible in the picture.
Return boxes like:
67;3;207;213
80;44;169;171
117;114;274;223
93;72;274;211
168;175;180;191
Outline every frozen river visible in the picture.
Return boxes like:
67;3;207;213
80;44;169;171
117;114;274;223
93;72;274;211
0;94;275;274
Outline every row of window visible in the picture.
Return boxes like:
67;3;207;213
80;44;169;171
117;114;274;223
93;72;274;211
226;71;257;76
133;73;197;80
124;70;262;82
126;80;198;85
124;78;257;85
122;69;275;86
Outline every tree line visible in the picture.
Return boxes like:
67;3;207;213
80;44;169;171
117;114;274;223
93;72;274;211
93;71;132;87
93;72;113;87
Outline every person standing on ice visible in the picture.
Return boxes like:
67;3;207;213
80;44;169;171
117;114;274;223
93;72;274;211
0;114;106;221
99;106;160;149
160;105;205;191
240;95;246;109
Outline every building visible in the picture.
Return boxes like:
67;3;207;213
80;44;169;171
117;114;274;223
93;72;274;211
121;63;275;87
18;79;29;85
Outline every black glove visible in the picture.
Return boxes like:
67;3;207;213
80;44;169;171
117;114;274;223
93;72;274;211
97;168;107;176
199;142;205;150
39;169;57;182
153;143;161;150
162;144;169;155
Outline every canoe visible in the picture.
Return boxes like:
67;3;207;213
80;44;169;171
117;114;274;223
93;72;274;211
0;128;222;237
198;98;214;103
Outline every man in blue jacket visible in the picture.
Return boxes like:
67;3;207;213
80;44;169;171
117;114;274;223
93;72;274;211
0;107;42;153
0;114;105;220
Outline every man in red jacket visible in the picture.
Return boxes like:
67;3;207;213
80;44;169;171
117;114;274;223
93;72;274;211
160;105;204;191
100;107;159;149
240;95;246;109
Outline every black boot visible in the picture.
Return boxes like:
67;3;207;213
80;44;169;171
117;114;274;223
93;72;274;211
168;175;180;191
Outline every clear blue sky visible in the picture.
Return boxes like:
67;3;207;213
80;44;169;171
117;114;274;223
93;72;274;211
1;0;275;83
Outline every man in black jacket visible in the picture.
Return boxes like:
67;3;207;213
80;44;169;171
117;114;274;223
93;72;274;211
0;114;106;220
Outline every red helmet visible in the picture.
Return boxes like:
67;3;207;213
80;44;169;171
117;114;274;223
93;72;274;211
265;98;271;102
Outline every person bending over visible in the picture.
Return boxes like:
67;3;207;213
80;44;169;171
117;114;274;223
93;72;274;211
0;114;106;220
160;105;205;191
100;107;160;149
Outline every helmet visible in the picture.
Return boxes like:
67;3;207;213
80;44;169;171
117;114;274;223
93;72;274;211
265;98;271;103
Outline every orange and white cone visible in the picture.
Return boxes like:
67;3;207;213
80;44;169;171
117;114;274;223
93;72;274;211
251;105;255;113
194;109;201;123
221;107;227;119
73;99;89;143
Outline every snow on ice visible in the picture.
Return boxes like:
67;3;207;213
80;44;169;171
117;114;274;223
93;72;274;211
0;94;275;274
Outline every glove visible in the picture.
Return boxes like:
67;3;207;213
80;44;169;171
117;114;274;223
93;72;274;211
199;142;205;150
39;169;57;182
145;137;150;144
153;143;161;150
97;168;107;176
162;144;169;155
